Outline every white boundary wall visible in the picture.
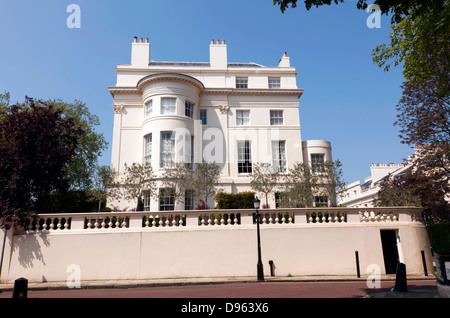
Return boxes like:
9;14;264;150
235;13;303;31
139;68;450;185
0;207;432;283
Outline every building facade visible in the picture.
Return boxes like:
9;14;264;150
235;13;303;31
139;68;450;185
340;161;412;208
108;38;332;211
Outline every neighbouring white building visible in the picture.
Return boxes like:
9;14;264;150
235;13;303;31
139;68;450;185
340;160;413;208
108;37;332;211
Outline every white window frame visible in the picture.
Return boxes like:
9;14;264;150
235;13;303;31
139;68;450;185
236;77;248;89
161;98;176;115
237;140;252;174
268;77;281;89
159;188;175;211
184;190;195;210
236;110;250;126
185;101;194;118
145;100;153;118
311;153;325;174
270;110;284;126
143;190;152;212
185;134;194;169
160;131;175;168
199;109;207;125
144;134;152;166
272;140;287;173
315;196;329;207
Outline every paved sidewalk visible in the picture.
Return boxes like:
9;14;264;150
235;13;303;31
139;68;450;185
0;274;439;298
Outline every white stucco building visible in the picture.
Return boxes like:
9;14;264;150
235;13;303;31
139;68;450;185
108;38;332;211
340;161;413;208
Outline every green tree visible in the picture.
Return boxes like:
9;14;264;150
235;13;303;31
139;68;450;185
121;163;157;211
375;167;449;224
250;162;279;208
161;162;195;205
191;161;221;209
90;165;120;212
279;162;319;208
0;97;83;221
273;0;446;23
0;92;108;190
318;160;347;207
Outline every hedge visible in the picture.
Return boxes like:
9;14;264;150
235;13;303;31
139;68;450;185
427;221;450;255
214;191;255;209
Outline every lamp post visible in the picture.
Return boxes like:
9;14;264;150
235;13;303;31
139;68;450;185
253;197;264;281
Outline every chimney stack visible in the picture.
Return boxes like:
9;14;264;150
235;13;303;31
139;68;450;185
131;36;150;67
278;52;290;67
210;39;227;70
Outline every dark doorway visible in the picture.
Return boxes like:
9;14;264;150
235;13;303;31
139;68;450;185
380;230;400;274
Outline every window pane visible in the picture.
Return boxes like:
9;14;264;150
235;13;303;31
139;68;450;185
268;77;281;89
185;135;194;169
238;141;252;173
199;109;207;125
311;154;325;174
143;190;152;211
270;110;284;125
236;77;248;88
315;196;328;207
236;110;250;126
185;101;194;118
184;190;195;210
159;188;175;211
161;98;176;114
144;134;152;166
160;131;175;168
145;100;153;118
272;141;286;173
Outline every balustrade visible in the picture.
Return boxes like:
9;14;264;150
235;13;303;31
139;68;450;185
11;207;423;234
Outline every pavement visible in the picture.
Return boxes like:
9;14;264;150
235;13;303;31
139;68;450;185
0;274;441;298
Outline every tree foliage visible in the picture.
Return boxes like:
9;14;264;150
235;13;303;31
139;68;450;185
375;168;449;224
161;161;221;209
250;162;280;207
190;161;221;207
122;163;157;211
90;165;120;212
0;97;83;221
318;160;346;207
0;92;108;191
161;162;195;204
372;3;449;96
279;162;319;208
273;0;446;23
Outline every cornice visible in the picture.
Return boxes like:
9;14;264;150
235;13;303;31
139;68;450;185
109;75;304;99
137;73;205;92
108;73;205;98
202;88;304;98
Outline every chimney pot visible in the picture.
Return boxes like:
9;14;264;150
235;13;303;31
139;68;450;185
222;39;225;44
134;36;138;43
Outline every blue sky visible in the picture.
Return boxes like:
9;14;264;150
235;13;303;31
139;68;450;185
0;0;412;184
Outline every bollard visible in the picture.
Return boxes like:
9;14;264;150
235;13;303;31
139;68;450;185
12;277;28;298
268;260;275;277
392;263;407;292
355;251;361;278
421;250;428;276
